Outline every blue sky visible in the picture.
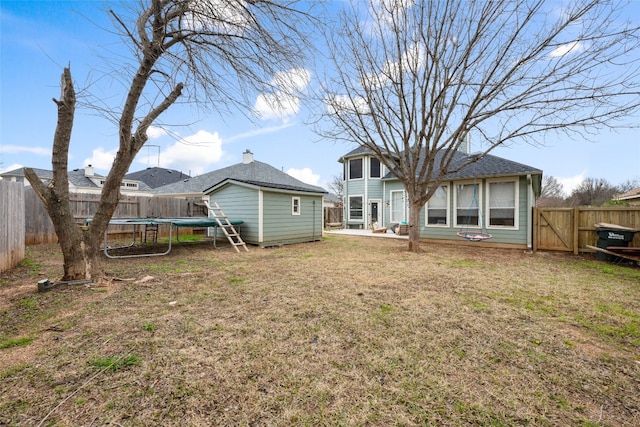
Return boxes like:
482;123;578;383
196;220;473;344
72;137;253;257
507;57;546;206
1;1;639;195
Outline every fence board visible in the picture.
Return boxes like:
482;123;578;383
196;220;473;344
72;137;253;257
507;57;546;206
24;189;205;245
324;207;343;227
534;207;640;254
1;181;25;271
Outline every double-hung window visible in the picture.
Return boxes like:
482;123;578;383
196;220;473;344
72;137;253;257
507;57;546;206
455;183;480;226
390;190;405;223
426;185;449;226
369;157;381;178
488;180;517;227
349;196;363;220
349;158;363;180
291;197;301;215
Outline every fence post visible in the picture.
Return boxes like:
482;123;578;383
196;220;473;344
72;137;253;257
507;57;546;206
573;206;580;255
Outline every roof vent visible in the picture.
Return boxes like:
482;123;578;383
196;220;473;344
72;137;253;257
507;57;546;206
243;149;254;164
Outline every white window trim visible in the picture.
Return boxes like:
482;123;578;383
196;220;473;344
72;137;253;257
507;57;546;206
425;184;450;228
348;194;364;222
486;178;519;230
292;196;301;216
453;181;482;229
348;157;364;181
389;190;406;224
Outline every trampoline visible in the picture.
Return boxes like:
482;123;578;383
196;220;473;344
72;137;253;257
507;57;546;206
89;217;244;259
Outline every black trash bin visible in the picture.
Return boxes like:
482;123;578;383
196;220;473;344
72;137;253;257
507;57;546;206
595;225;637;262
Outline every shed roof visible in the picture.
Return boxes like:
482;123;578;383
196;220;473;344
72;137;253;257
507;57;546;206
155;160;327;196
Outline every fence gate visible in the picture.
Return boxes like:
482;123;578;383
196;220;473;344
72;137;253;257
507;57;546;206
534;207;640;254
534;208;575;252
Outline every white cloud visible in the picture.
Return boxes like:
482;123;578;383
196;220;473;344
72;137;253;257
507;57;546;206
0;145;50;156
154;130;223;176
272;68;311;92
0;163;24;174
558;170;586;196
146;126;168;139
185;0;249;35
225;122;295;143
549;41;586;58
254;68;311;121
87;130;224;176
254;92;300;121
287;167;320;186
84;147;118;171
327;94;370;115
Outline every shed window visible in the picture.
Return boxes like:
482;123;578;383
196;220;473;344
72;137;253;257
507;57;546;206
488;180;517;227
292;197;301;215
426;185;449;226
349;196;363;220
349;158;363;180
369;157;381;178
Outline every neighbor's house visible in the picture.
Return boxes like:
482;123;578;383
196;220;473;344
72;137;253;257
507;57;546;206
124;167;190;189
154;150;327;247
615;187;640;206
0;165;154;196
339;146;542;249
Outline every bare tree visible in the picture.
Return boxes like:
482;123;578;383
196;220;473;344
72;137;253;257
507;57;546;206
327;174;345;206
25;0;315;280
568;177;618;206
537;175;566;207
616;177;640;194
317;0;640;252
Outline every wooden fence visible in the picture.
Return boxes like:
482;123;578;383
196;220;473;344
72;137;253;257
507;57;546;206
324;207;343;228
533;207;640;254
24;189;206;245
0;181;26;272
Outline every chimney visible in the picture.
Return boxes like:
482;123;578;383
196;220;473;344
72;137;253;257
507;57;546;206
242;149;254;164
84;164;94;177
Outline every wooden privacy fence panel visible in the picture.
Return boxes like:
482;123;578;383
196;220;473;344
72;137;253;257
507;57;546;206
534;207;640;254
1;181;25;272
324;207;343;227
24;190;205;245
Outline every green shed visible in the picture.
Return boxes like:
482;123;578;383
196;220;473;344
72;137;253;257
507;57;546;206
202;151;326;247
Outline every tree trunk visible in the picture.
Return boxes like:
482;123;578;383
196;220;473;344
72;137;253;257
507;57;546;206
25;67;105;281
407;193;423;253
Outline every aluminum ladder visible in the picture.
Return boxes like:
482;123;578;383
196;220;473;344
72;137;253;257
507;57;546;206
203;200;248;253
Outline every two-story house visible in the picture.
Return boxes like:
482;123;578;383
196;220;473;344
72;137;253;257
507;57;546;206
339;146;542;249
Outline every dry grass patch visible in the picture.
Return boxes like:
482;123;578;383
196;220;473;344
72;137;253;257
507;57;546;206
1;237;639;426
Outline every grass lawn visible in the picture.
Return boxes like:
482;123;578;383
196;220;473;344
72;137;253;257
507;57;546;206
1;236;639;426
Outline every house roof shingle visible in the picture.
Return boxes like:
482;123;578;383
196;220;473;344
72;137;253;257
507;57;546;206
1;167;153;191
154;160;327;196
125;167;190;189
339;146;541;180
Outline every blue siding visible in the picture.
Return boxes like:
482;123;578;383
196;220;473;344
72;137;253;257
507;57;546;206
208;184;259;244
207;183;323;247
419;176;531;246
262;191;323;246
